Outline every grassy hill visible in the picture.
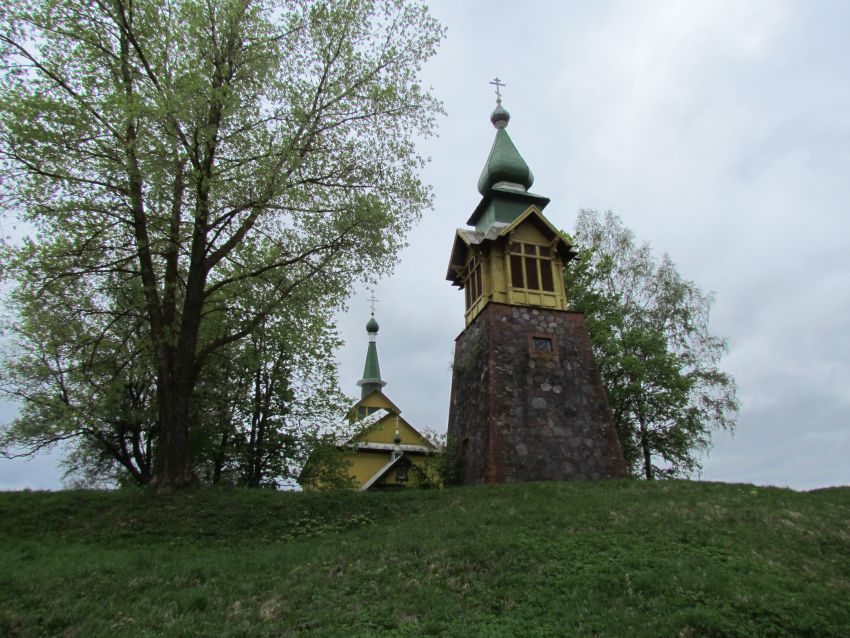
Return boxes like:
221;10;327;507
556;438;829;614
1;480;848;637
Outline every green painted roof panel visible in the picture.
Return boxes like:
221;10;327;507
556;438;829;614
477;128;534;195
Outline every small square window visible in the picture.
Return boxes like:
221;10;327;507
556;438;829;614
532;337;553;352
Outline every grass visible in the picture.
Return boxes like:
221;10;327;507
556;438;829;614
0;480;848;637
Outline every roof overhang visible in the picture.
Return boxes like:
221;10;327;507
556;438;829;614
350;442;433;454
338;404;438;451
446;206;577;287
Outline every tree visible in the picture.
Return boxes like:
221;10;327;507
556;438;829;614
0;275;160;487
0;263;346;488
297;436;357;491
189;289;349;488
564;210;739;479
0;0;443;491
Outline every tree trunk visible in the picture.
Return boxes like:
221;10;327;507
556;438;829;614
148;153;213;492
253;407;268;488
212;432;229;485
638;413;653;480
151;368;196;492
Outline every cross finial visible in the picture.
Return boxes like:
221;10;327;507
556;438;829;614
368;290;379;316
490;77;506;103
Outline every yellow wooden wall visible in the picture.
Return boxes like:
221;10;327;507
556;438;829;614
352;415;432;447
341;450;439;488
463;215;569;325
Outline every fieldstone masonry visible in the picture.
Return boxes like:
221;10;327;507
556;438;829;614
448;302;627;484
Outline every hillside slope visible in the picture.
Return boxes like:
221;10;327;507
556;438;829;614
1;480;848;637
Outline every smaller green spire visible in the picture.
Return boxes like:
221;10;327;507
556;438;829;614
357;312;387;398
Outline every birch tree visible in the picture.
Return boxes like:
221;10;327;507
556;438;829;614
565;210;739;479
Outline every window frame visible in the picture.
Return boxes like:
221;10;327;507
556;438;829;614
462;253;483;310
528;333;558;359
508;241;556;293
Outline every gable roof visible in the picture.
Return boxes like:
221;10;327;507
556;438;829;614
353;388;402;415
338;408;437;452
501;206;577;260
343;408;389;438
447;207;577;286
359;452;438;491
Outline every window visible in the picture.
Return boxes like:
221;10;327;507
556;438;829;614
395;459;410;483
509;242;555;292
532;337;553;352
463;255;483;310
529;333;558;357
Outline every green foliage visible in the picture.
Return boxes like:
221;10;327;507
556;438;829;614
0;0;444;489
429;432;463;487
189;298;350;488
0;277;159;487
400;427;448;489
565;210;739;479
0;270;348;488
297;436;357;491
0;481;848;636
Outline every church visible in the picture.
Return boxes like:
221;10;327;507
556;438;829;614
301;311;440;491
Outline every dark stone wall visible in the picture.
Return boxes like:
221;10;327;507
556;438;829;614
447;303;627;484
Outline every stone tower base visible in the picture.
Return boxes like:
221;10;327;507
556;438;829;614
447;303;627;484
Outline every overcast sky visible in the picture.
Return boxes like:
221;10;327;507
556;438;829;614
2;0;849;490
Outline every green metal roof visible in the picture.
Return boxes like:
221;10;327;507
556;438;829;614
361;341;381;384
366;316;379;333
476;127;534;195
358;314;386;398
466;185;550;229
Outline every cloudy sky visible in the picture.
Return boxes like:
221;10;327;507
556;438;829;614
2;0;849;490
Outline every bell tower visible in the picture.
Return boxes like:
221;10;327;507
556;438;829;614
445;84;627;484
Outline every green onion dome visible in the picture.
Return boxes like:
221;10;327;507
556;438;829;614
477;104;534;195
366;316;379;333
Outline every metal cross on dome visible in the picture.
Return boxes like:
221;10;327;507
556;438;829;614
490;77;506;103
368;290;379;315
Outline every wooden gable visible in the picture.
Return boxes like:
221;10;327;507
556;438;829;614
498;206;577;262
356;389;401;413
352;411;435;449
348;389;402;422
510;215;549;244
